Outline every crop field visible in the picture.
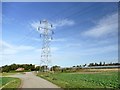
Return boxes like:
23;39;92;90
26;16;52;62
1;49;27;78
0;77;21;89
38;71;120;88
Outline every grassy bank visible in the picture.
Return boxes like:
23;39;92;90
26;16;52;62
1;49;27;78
1;71;26;76
1;73;17;76
0;77;21;89
37;71;119;88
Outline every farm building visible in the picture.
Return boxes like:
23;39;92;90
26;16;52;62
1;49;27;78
15;68;24;71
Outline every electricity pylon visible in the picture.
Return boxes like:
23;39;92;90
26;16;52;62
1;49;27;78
37;20;54;72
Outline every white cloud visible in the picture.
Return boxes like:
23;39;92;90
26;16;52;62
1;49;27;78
30;19;75;31
80;44;118;55
52;19;75;28
64;44;117;56
31;21;40;30
0;40;13;48
0;40;35;55
0;40;15;55
2;15;18;25
82;13;118;38
63;37;117;56
3;48;18;55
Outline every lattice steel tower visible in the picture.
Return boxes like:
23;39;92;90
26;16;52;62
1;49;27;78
37;20;54;71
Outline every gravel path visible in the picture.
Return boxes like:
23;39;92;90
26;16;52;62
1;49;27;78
9;72;60;88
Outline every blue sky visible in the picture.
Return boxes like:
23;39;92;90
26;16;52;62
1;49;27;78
1;2;118;67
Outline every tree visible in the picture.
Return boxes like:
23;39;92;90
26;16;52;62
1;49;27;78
50;65;60;72
103;62;105;66
83;64;87;67
35;66;41;71
88;63;94;67
99;62;102;66
41;65;48;72
0;67;2;73
79;65;82;68
23;64;29;70
95;63;98;66
10;64;18;70
31;65;35;71
2;65;10;72
73;66;76;68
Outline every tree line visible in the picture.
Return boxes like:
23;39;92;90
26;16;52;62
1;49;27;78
88;62;120;67
0;64;36;72
0;62;119;73
0;64;52;73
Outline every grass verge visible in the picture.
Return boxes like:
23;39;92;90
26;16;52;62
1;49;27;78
0;77;21;89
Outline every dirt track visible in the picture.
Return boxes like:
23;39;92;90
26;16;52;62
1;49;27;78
9;72;60;88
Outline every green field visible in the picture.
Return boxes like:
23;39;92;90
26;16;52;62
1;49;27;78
38;71;119;88
0;77;21;89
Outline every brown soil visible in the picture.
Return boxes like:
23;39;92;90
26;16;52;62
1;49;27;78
70;68;119;74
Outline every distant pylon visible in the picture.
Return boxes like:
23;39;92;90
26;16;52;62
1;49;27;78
37;20;54;72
